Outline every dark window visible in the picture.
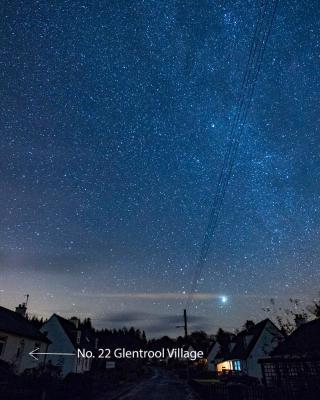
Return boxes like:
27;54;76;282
0;336;7;356
16;339;25;358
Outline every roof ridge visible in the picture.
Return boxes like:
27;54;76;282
0;305;50;343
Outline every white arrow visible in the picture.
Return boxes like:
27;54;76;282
29;348;76;360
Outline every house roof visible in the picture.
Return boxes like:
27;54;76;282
217;319;277;361
51;314;96;350
0;306;50;343
271;318;320;357
206;340;217;357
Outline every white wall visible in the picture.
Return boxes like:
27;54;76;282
75;354;92;373
0;330;48;374
41;315;76;377
207;343;220;372
246;321;282;380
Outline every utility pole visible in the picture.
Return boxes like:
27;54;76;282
177;309;190;381
183;309;188;339
176;309;189;339
184;309;190;381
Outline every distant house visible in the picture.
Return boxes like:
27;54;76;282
259;318;320;397
211;319;283;380
41;314;97;377
0;304;50;374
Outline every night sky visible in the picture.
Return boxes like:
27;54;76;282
1;0;319;336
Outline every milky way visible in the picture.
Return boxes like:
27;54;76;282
1;0;319;336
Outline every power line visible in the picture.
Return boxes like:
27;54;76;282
187;0;279;309
188;0;279;305
188;1;268;301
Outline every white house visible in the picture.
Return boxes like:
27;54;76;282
207;341;220;372
210;319;283;380
41;314;97;377
0;304;50;374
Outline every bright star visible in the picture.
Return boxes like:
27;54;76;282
221;296;228;304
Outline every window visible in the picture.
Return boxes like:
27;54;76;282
16;339;25;358
233;360;241;371
217;361;232;372
0;336;7;356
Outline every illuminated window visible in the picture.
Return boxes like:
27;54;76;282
233;360;241;371
217;361;232;372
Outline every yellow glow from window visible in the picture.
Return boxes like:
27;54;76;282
217;361;232;372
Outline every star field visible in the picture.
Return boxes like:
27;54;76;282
0;0;319;336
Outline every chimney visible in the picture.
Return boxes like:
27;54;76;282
15;303;27;318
